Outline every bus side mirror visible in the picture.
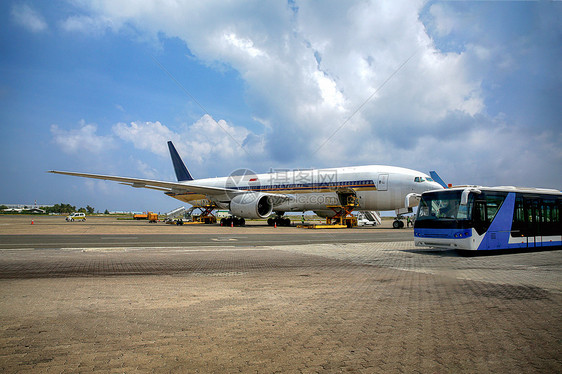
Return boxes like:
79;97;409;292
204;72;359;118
461;188;481;205
405;193;421;208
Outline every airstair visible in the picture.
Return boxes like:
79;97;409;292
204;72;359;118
362;211;382;226
165;206;188;220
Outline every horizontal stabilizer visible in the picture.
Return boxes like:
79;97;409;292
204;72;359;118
168;141;193;181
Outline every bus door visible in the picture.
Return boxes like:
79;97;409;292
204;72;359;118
525;199;542;248
541;199;561;247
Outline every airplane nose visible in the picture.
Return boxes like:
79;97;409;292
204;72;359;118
424;181;443;191
432;181;445;190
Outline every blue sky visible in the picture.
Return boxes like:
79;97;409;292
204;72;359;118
1;0;560;213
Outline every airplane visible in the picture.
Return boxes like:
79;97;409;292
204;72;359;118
49;141;444;228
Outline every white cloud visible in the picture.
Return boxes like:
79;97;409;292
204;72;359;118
64;1;483;150
134;159;158;179
60;15;116;35
112;121;176;156
112;115;265;166
409;123;562;189
62;1;560;188
223;33;267;59
11;3;48;33
427;3;454;37
51;120;115;154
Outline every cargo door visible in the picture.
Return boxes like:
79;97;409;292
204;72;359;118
377;174;388;191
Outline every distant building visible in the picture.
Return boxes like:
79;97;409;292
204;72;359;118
1;203;52;214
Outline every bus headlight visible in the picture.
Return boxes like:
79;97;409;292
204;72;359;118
454;230;471;238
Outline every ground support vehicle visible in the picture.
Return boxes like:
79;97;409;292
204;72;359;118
133;212;158;222
357;211;380;226
414;186;561;252
66;212;86;222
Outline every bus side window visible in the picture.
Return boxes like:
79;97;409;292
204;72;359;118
485;194;507;223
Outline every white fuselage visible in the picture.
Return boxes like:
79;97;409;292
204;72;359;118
171;165;443;213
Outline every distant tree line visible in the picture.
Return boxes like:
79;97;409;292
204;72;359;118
41;203;96;214
0;203;113;215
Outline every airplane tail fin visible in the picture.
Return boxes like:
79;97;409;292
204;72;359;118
167;141;194;181
429;171;448;188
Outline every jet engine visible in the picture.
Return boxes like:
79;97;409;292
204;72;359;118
229;193;274;219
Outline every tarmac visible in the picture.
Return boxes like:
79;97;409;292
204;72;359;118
0;215;560;373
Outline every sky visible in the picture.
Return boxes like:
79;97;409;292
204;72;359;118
1;0;561;213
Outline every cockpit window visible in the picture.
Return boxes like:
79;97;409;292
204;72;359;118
426;177;434;182
414;177;425;182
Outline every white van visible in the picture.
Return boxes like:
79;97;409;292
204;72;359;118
66;212;86;222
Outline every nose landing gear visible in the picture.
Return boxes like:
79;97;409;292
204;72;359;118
392;219;405;229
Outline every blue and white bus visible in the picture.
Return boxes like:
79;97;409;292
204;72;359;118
414;186;562;251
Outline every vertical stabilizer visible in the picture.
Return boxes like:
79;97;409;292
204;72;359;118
429;171;447;188
167;141;194;181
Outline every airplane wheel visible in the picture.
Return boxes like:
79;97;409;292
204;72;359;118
392;220;400;229
267;218;274;226
239;218;246;226
284;218;291;226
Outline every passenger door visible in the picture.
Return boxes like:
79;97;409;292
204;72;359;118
525;199;541;248
377;174;388;191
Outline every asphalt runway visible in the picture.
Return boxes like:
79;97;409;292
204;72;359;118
0;215;560;373
0;231;413;250
0;215;412;249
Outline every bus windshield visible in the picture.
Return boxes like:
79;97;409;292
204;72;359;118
417;190;472;221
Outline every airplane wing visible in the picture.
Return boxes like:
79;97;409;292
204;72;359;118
49;170;240;195
47;170;290;201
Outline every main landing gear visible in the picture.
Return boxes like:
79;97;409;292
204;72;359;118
267;215;291;227
220;216;246;227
